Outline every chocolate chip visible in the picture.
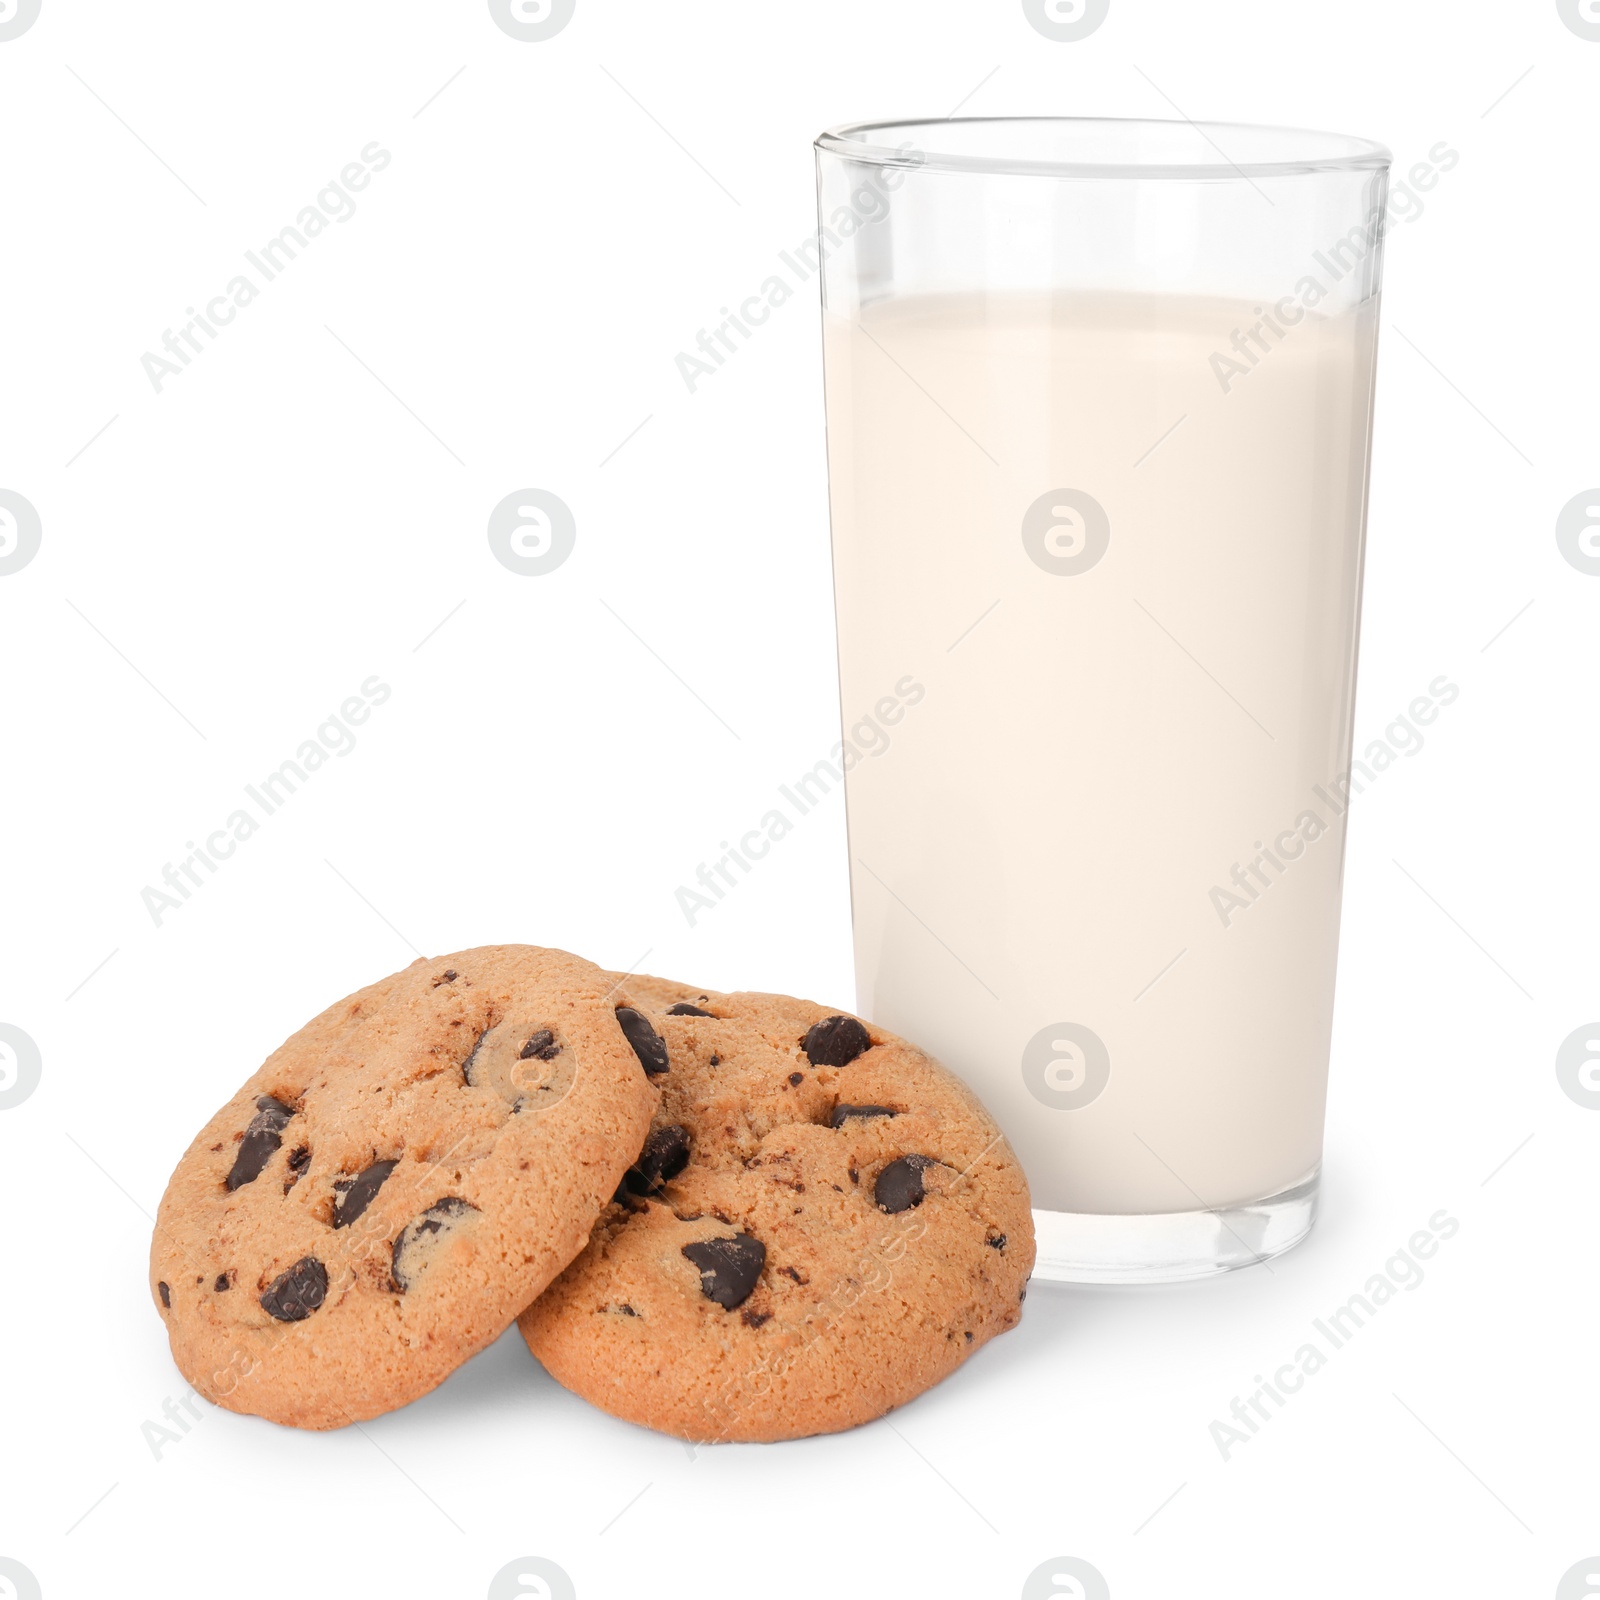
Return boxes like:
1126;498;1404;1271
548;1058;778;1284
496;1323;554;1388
413;1197;472;1234
391;1197;478;1292
225;1096;294;1191
682;1233;765;1309
616;1303;638;1316
519;1029;560;1061
283;1146;310;1194
616;1007;670;1076
433;969;459;986
779;1265;806;1284
874;1154;939;1214
709;1054;721;1067
259;1256;328;1322
741;1308;772;1329
623;1125;692;1196
333;1159;398;1229
803;1015;872;1067
987;1232;1007;1252
667;1002;714;1017
461;1025;493;1085
964;1330;974;1343
788;1072;804;1087
829;1103;897;1128
158;1281;170;1308
214;1272;231;1292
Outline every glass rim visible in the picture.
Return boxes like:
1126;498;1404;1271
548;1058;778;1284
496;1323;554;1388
815;116;1392;180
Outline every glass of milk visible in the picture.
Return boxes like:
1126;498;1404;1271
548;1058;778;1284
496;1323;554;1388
815;118;1390;1282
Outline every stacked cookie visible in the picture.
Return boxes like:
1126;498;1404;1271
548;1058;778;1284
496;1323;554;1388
151;946;1034;1442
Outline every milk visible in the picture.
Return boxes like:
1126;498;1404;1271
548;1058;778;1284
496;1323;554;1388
824;291;1377;1215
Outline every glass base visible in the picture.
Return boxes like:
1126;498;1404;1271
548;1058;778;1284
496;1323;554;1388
1029;1168;1320;1285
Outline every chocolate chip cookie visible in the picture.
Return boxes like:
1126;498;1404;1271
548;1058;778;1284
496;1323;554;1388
151;946;660;1429
518;975;1034;1442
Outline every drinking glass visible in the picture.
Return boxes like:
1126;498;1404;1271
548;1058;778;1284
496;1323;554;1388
815;118;1390;1282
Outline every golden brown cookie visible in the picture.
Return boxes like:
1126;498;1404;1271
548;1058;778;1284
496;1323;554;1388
150;946;660;1429
518;975;1034;1442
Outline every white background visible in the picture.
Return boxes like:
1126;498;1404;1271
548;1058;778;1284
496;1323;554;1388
2;2;1597;1597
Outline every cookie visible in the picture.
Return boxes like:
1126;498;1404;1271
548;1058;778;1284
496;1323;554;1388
518;975;1034;1442
150;946;660;1429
